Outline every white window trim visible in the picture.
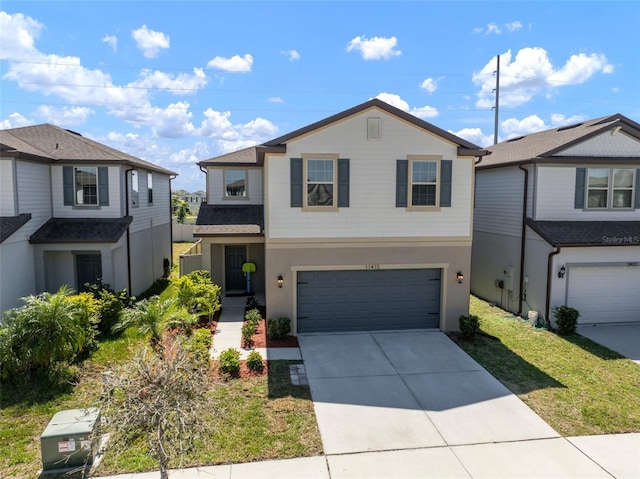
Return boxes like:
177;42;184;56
223;168;249;200
407;155;441;211
74;166;99;207
586;167;635;210
131;170;139;208
302;153;338;211
147;171;153;206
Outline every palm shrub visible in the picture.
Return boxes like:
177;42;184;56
0;286;95;379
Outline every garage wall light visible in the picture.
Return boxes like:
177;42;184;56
558;265;566;278
277;274;284;288
456;271;464;284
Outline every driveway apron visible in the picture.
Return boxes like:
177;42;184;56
298;331;559;455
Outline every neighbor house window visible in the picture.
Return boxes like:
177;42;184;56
131;170;139;207
587;168;634;209
410;160;438;207
306;158;335;207
75;167;98;205
147;172;153;205
225;170;247;197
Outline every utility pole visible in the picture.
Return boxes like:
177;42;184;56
493;54;500;145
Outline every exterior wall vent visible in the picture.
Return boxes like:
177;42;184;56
367;117;381;140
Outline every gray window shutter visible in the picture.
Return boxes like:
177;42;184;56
290;158;303;207
440;160;452;207
63;166;74;205
575;168;586;209
635;169;640;209
98;167;109;206
337;158;350;207
396;160;408;207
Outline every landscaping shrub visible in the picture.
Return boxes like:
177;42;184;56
459;314;480;339
245;308;262;324
173;273;221;320
84;279;134;335
267;317;291;340
553;305;580;336
182;328;212;367
246;296;262;309
242;322;255;348
246;350;264;372
218;348;241;376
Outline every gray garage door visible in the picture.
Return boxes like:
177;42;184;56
297;269;441;333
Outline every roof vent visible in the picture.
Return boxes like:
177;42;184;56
64;129;82;137
506;136;525;142
557;123;583;132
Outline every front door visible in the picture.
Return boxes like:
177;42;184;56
76;253;102;290
225;245;246;291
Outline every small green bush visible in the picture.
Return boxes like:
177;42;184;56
242;322;255;348
84;280;133;336
183;328;212;367
554;305;580;336
246;296;262;309
267;317;291;340
218;348;241;376
459;314;480;339
245;308;262;323
246;350;264;372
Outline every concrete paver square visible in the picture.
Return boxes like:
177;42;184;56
373;331;484;374
452;438;613;478
309;375;445;454
299;333;397;379
229;456;329;479
402;370;559;445
327;447;471;478
568;433;640;479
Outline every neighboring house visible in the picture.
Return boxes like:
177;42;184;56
195;99;489;333
471;114;640;327
0;124;176;313
174;190;206;215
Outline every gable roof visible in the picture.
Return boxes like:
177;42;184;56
0;124;176;175
29;217;133;244
480;114;640;169
199;99;489;166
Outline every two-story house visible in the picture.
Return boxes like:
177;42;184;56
195;99;489;333
471;114;640;327
0;124;176;313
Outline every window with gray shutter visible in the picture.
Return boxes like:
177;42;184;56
290;158;303;207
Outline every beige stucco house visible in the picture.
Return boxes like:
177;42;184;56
194;99;489;333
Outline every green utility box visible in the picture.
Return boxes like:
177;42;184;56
40;408;100;471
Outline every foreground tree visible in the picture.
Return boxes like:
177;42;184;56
100;340;212;479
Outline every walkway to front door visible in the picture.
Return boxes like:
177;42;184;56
225;245;246;292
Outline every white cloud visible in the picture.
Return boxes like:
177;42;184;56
131;25;170;59
268;97;284;103
501;115;547;138
374;93;438;119
550;113;587;127
346;35;401;60
198;107;279;152
473;21;523;35
0;112;34;129
0;11;43;61
168;142;210;165
281;49;300;61
486;23;501;35
149;102;195;138
453;127;493;148
505;21;523;32
102;34;117;52
35;105;94;126
206;54;253;72
411;105;439;119
419;77;440;94
131;68;208;95
473;48;613;108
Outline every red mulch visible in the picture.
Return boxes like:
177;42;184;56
209;360;268;380
241;315;299;349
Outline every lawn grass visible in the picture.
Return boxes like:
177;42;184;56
457;295;640;436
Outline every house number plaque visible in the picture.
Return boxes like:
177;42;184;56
365;264;381;270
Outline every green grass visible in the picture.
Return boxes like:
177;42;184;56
456;296;640;436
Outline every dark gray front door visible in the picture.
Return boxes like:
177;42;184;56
76;254;102;290
225;245;246;291
297;269;441;333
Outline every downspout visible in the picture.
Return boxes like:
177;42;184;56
517;164;528;315
545;246;561;331
199;164;208;203
125;168;134;296
169;175;177;268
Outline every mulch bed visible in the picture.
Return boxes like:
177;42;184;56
242;314;299;349
209;360;268;380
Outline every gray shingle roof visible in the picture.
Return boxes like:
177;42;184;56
526;219;640;247
0;214;31;243
480;114;640;168
0;124;176;175
194;205;263;236
29;217;133;244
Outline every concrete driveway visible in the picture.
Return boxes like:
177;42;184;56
577;323;640;364
298;330;559;455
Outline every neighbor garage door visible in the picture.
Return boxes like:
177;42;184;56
297;269;441;333
567;265;640;324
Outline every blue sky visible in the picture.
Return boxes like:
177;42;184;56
2;1;638;191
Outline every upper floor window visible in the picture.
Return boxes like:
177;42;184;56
147;172;153;205
74;167;98;205
306;158;335;207
225;169;247;197
587;168;634;209
411;160;438;207
131;170;139;207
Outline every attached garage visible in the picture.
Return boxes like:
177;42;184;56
296;268;441;333
567;265;640;324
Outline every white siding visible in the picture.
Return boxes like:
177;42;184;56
557;131;640;157
474;166;525;237
129;170;171;234
16;160;52;224
51;165;122;217
0;240;35;311
266;108;473;239
535;166;640;221
0;158;16;215
206;167;263;205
